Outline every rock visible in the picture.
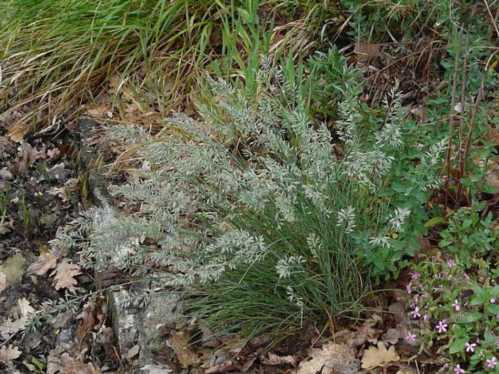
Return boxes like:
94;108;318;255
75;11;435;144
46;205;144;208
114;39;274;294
108;288;141;357
0;167;13;180
140;363;173;373
56;328;75;351
0;253;26;290
141;291;183;361
108;287;182;372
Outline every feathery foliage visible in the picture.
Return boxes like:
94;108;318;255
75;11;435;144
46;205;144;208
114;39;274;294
51;52;453;338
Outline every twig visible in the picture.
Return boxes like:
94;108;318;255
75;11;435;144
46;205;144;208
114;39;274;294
482;0;499;38
456;52;468;203
461;79;485;182
444;32;461;208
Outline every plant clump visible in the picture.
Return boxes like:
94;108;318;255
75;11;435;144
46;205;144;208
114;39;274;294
54;53;449;338
404;205;498;373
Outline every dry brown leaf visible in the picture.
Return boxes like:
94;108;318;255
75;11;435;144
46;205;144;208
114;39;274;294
348;315;382;347
361;342;400;370
354;41;381;62
46;347;64;374
17;298;35;317
0;298;36;339
51;260;81;291
168;331;199;368
141;364;174;374
262;352;297;366
0;345;22;363
7;122;30;143
126;345;140;360
29;251;58;276
382;328;401;345
16;142;46;172
87;105;113;119
296;342;359;374
0;317;27;339
61;353;100;374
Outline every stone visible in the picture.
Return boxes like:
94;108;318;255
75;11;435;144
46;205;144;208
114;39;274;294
0;167;13;180
108;287;182;372
141;291;183;361
108;288;140;356
0;253;26;289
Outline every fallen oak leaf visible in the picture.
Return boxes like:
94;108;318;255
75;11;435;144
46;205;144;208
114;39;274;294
168;331;199;368
76;298;105;342
16;142;46;172
126;345;140;360
61;353;100;374
0;298;36;340
382;328;402;345
46;346;64;374
297;342;359;374
51;259;81;291
205;360;237;374
361;342;400;370
17;298;36;317
0;345;22;363
140;364;173;373
0;317;27;339
262;352;297;367
28;251;58;276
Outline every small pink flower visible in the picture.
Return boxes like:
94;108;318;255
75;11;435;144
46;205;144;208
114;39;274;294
454;364;465;374
405;332;416;343
410;271;420;280
406;282;412;293
436;320;448;333
491;298;496;304
410;307;421;319
452;299;461;311
465;342;476;353
447;259;455;268
485;357;497;369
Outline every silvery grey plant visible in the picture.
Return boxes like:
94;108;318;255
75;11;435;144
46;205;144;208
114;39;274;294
51;56;447;335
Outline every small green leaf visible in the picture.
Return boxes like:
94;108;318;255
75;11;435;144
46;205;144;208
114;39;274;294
449;337;467;354
458;312;482;323
424;216;446;228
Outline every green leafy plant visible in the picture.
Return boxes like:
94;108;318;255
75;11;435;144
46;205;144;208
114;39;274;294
404;213;498;373
439;205;498;265
340;0;493;43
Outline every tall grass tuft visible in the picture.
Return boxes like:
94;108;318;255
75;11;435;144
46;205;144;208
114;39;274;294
53;51;447;339
0;0;337;139
0;0;266;138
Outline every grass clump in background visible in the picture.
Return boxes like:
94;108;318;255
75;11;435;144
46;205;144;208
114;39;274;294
0;0;341;140
0;0;245;139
